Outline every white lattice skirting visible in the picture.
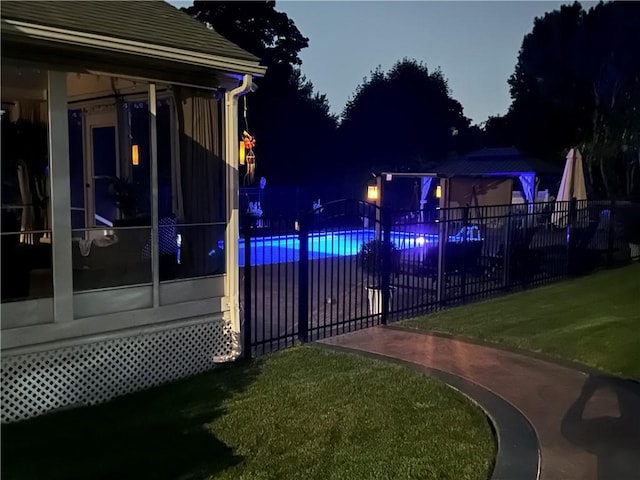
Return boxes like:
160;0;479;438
1;318;238;423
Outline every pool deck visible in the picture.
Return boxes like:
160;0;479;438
319;327;640;480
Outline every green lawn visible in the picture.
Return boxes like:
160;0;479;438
403;263;640;378
2;346;495;480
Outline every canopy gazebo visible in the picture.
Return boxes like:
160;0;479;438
370;148;561;217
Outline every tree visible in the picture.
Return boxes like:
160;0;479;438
579;2;640;197
337;59;472;182
246;68;338;186
482;115;513;148
184;1;338;185
506;1;640;197
185;1;309;66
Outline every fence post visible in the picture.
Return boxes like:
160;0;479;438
502;208;512;290
461;205;469;303
298;214;309;343
381;207;391;325
436;207;446;306
567;197;578;276
607;198;616;267
242;214;254;360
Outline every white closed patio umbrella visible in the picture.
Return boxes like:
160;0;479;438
551;148;587;227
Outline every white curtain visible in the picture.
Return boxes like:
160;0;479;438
16;100;46;124
420;177;432;206
420;177;433;222
420;177;432;221
174;87;224;276
518;173;536;216
34;166;51;242
518;173;536;205
17;161;35;244
170;96;184;221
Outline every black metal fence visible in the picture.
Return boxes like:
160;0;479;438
241;198;638;357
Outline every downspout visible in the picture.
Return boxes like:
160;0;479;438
221;74;253;362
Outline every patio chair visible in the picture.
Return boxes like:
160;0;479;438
72;218;152;290
485;226;538;284
419;239;484;286
535;202;554;230
568;221;602;275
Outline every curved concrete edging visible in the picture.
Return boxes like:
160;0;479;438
314;342;541;480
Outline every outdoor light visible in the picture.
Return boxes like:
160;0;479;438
131;145;139;166
416;236;426;246
436;184;442;199
239;140;246;165
367;185;379;201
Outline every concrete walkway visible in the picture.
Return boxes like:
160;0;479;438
320;326;640;480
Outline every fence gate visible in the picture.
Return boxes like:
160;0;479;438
241;199;388;355
299;199;387;342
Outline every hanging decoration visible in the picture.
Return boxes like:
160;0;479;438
242;130;256;185
241;95;256;185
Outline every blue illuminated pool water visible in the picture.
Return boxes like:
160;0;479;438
238;229;440;267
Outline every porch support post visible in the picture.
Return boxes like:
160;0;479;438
48;70;74;322
224;91;241;338
149;83;160;307
224;75;253;353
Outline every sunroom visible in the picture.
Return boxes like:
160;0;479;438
1;1;266;422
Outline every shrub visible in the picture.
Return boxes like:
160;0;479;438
358;238;400;276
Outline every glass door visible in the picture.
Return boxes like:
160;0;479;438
69;109;86;231
84;112;118;228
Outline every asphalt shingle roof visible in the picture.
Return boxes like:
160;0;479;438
438;147;561;176
0;0;260;64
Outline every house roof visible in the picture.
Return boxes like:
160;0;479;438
437;147;561;177
0;1;265;76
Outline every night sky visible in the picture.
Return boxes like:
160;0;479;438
170;1;595;124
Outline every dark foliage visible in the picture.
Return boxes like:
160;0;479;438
496;1;640;198
336;59;476;188
358;238;400;276
184;1;338;186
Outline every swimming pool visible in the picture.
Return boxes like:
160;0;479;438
238;229;448;267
